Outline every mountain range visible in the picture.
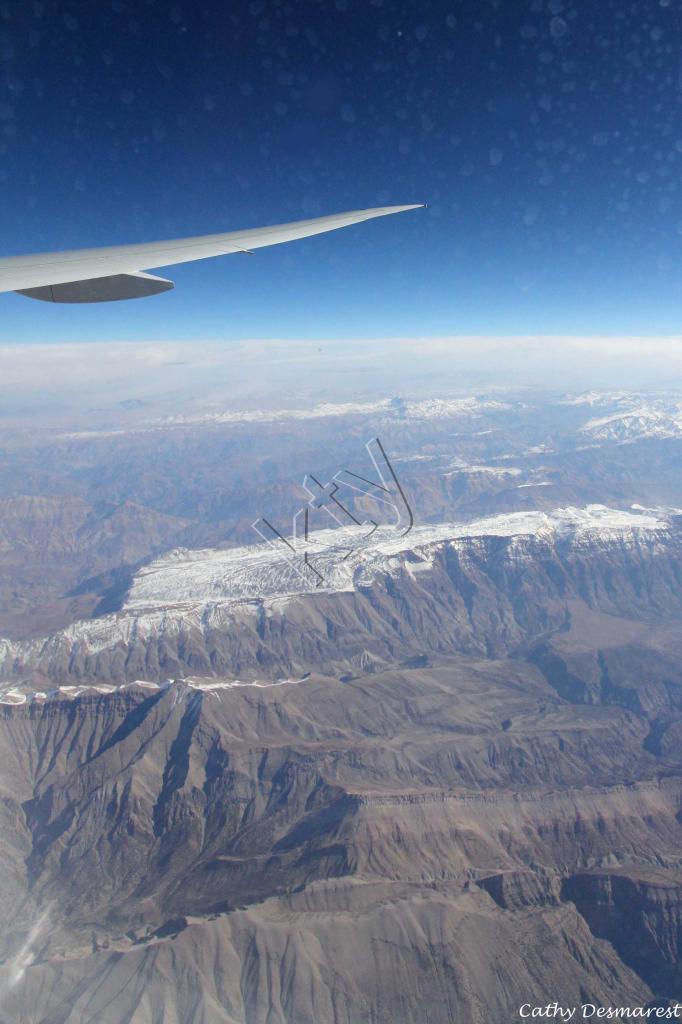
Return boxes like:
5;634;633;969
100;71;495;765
1;389;682;1022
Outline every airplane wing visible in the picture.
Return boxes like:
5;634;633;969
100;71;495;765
0;204;424;303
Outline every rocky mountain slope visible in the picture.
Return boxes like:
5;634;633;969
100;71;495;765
2;389;682;1022
3;388;682;644
0;495;189;639
0;498;681;1021
0;655;680;1022
1;505;680;689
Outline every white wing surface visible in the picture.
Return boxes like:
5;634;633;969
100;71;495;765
0;204;423;303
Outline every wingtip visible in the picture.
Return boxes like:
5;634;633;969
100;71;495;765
387;202;427;213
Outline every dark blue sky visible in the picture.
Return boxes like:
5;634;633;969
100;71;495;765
1;0;682;340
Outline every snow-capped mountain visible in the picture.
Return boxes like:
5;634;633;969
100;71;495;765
1;505;678;689
581;405;682;443
124;505;666;611
561;391;682;443
161;395;511;427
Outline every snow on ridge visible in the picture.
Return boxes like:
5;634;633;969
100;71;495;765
124;504;668;613
580;401;682;442
560;390;638;407
0;674;309;705
583;407;663;429
0;504;672;682
172;399;395;424
164;395;510;426
443;462;522;478
56;396;512;441
57;428;129;440
556;391;682;443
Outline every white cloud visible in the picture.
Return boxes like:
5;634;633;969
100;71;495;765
2;335;682;421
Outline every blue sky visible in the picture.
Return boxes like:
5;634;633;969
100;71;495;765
2;0;682;341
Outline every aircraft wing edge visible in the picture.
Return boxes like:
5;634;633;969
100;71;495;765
1;203;424;299
16;271;174;303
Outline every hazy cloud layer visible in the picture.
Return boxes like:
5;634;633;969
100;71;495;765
2;336;682;423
